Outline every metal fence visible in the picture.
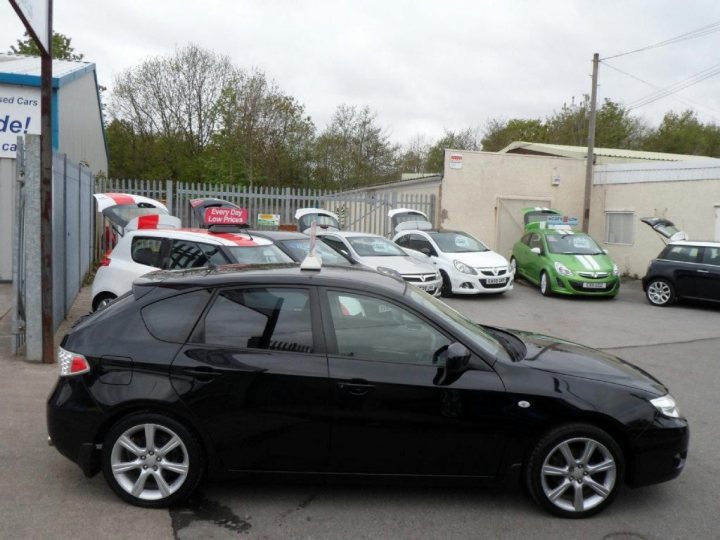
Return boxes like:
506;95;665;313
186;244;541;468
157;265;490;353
96;179;436;237
13;136;95;359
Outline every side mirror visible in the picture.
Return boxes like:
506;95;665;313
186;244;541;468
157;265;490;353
433;342;471;386
530;247;542;255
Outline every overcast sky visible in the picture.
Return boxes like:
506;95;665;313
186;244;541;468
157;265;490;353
2;0;720;145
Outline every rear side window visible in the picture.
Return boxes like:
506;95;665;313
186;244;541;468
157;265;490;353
141;290;212;343
661;245;700;263
131;237;163;268
167;240;211;270
195;288;314;353
701;246;720;266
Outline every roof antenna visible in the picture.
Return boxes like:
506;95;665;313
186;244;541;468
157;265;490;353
300;220;322;271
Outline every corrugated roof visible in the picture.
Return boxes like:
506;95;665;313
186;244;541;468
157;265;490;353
0;54;96;87
499;141;717;162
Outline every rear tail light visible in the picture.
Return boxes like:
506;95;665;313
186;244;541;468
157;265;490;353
99;252;111;267
57;347;90;377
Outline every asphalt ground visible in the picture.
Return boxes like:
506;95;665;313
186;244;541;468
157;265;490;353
1;278;719;540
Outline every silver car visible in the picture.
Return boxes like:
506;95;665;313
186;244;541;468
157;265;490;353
318;230;442;295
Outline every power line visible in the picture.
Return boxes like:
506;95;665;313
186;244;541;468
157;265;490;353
601;20;720;60
628;63;720;109
601;60;720;117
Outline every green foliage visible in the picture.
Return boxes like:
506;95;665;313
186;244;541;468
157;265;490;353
641;110;720;157
481;119;548;152
9;31;84;60
424;128;480;173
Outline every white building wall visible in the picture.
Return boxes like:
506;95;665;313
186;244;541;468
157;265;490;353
590;161;720;277
441;150;587;256
58;75;108;174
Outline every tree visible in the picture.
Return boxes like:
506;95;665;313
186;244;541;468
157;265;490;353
109;44;238;181
641;110;720;157
424;128;481;173
481;118;548;152
211;70;315;186
396;134;431;174
313;105;398;189
9;31;84;60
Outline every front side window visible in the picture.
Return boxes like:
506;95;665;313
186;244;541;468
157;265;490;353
196;288;314;353
528;234;543;250
394;235;410;248
326;290;450;364
131;236;164;268
661;245;700;263
429;232;488;253
606;212;634;245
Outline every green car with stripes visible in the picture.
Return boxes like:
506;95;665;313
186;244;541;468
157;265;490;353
510;208;620;297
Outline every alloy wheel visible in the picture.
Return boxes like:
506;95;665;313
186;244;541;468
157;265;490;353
540;437;617;514
647;280;673;306
110;423;190;501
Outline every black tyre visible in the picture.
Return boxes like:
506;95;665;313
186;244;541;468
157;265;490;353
509;257;518;279
102;412;204;508
525;423;624;518
539;271;553;297
92;293;117;312
645;278;675;306
440;271;453;297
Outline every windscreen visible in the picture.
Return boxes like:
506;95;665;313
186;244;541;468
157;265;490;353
429;232;488;253
347;236;406;257
226;245;294;264
546;234;603;255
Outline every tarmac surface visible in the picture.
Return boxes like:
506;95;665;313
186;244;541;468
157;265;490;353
1;278;719;539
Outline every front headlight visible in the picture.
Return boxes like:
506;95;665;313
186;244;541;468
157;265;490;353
650;394;681;418
613;263;620;276
376;266;402;279
453;260;477;275
554;262;572;276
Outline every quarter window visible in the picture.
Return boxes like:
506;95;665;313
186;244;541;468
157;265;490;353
142;290;212;343
606;212;634;245
196;288;314;353
326;291;450;364
131;237;163;268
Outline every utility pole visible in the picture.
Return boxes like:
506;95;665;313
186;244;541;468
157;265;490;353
582;53;599;233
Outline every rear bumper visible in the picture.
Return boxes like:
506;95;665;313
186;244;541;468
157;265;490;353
626;416;689;488
47;379;104;477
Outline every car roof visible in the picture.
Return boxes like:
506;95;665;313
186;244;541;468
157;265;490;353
126;228;274;247
318;231;385;239
134;263;406;293
249;230;308;241
668;240;720;248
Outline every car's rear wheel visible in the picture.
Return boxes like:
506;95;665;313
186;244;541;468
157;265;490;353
525;423;623;518
540;271;553;297
440;271;453;297
93;293;117;312
102;412;204;507
646;279;675;306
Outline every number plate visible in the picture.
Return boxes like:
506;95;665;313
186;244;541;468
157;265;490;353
484;277;507;285
582;282;607;289
417;283;436;292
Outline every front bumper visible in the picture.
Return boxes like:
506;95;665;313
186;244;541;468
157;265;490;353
551;274;620;296
403;277;442;296
626;416;689;488
451;272;514;295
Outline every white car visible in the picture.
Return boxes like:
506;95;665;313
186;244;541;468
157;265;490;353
390;209;513;296
91;219;292;310
317;230;442;295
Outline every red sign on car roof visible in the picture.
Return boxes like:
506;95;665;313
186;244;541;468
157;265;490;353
204;207;248;225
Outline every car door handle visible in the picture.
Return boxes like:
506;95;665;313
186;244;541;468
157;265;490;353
338;380;375;396
697;269;710;273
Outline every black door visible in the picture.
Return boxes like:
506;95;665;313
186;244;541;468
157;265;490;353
659;244;702;298
696;246;720;301
321;289;507;476
169;286;331;472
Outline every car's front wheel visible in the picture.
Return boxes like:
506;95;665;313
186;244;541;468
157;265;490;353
539;271;553;297
646;278;675;306
440;271;453;297
525;423;624;518
102;412;204;507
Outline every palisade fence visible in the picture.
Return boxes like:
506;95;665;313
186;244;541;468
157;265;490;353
96;178;436;237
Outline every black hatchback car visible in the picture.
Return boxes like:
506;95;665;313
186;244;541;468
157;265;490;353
642;241;720;306
48;264;688;518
